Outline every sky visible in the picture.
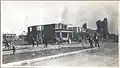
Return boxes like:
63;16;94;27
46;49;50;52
1;1;119;35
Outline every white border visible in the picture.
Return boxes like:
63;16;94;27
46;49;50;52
118;1;120;68
1;1;119;68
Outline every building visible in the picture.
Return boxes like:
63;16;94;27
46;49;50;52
96;18;109;39
3;33;16;44
27;23;73;44
103;18;109;39
68;27;86;33
19;35;27;39
55;23;73;42
86;28;101;37
68;26;86;40
27;25;44;44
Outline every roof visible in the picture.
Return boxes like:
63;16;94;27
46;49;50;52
28;23;68;28
55;29;74;32
68;26;83;28
3;33;16;35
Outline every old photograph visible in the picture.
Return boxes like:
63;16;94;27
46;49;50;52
1;1;119;67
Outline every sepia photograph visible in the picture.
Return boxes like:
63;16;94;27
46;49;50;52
1;1;119;68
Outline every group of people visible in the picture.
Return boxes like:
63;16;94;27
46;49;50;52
4;34;100;55
31;36;48;48
31;37;39;47
4;38;16;55
78;35;100;48
88;36;100;48
31;35;100;49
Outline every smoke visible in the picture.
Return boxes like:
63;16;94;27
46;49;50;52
61;2;118;34
2;1;118;35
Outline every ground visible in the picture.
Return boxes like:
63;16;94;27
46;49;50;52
2;40;119;67
3;43;91;64
31;42;118;67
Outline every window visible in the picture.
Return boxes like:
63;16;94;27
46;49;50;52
37;26;41;31
76;28;79;32
55;24;59;29
62;32;67;37
56;32;60;37
60;24;62;29
41;26;44;30
69;27;73;30
30;27;32;32
69;32;72;38
64;25;67;29
62;24;64;29
62;25;67;29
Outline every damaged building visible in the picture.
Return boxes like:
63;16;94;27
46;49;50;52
96;18;109;39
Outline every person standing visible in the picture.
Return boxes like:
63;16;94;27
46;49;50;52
60;37;63;43
85;36;88;44
12;45;16;55
31;37;35;47
94;36;100;47
44;41;48;48
78;37;82;43
58;38;61;44
67;38;70;44
36;39;39;47
4;38;10;50
36;34;39;47
88;36;93;48
114;35;116;43
69;38;71;43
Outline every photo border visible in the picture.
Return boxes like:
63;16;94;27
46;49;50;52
0;1;119;68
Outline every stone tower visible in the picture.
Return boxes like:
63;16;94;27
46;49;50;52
96;18;109;39
102;18;109;39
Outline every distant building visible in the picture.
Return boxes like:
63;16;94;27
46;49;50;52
96;18;109;39
103;18;109;39
96;20;103;33
27;23;73;44
108;34;118;42
68;27;86;33
86;28;101;37
19;35;27;38
19;35;27;41
68;26;86;40
3;33;16;43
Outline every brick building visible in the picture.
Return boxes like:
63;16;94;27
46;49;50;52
27;23;73;44
68;26;87;40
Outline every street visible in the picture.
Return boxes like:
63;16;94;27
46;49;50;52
2;41;119;67
2;42;90;64
2;42;86;55
30;42;118;67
